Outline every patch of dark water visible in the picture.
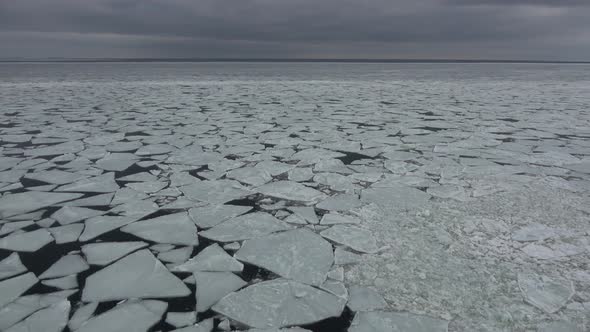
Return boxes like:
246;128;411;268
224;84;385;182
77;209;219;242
303;307;354;332
336;151;375;165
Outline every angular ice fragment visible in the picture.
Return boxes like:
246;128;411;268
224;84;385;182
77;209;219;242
41;275;78;289
257;181;327;204
55;172;119;193
51;206;105;225
39;254;89;279
68;302;98;331
188;204;252;229
349;311;449;332
0;191;82;218
95;153;138;171
227;167;272;186
347;285;388;312
0;273;38;308
316;194;362;211
235;229;333;286
334;247;362;265
81;241;148;265
512;223;556;242
288;207;319;224
171;243;243;273
320;213;361;225
121;212;198;245
0;229;53;252
4;300;70;332
181;179;252;204
79;215;140;241
320;225;378;253
82;249;190;301
361;185;430;211
0;253;27;280
195;271;247;312
48;224;84;244
75;300;167;332
166;311;197;328
199;212;293;242
212;279;346;329
518;272;575;313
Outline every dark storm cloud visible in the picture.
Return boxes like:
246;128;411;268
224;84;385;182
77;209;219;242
0;0;589;60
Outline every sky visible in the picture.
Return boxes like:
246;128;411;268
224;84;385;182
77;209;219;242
0;0;589;61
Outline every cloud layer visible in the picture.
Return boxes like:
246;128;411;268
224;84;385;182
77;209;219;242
1;0;589;60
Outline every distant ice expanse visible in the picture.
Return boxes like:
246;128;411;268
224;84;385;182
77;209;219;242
0;63;589;331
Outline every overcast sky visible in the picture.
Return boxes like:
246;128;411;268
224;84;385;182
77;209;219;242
1;0;589;60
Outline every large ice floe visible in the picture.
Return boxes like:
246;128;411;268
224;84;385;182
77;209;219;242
0;63;589;331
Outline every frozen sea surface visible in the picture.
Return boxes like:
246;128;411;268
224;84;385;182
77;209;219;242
0;62;589;331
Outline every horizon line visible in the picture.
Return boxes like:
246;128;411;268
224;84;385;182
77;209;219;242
1;57;590;64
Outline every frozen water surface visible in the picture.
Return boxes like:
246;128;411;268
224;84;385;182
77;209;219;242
0;62;589;331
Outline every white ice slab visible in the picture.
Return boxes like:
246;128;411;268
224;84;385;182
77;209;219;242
257;181;327;204
347;285;388;312
79;215;139;241
0;191;83;218
51;206;105;225
55;172;119;193
199;212;293;242
348;311;449;332
0;229;54;252
4;300;70;332
518;272;575;313
188;204;252;229
195;271;247;312
81;241;148;265
320;225;378;253
171;243;243;273
235;228;333;286
0;253;27;280
0;273;38;308
39;254;89;279
75;300;168;332
212;279;346;329
82;249;190;301
121;212;198;245
48;223;84;244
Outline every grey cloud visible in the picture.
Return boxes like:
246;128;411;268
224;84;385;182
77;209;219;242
0;0;589;60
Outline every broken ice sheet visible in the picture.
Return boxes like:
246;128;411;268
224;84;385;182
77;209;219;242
68;302;98;331
320;213;361;225
181;179;252;204
95;152;138;171
81;241;148;265
257;180;327;204
518;272;575;314
55;172;119;193
82;249;190;301
188;204;252;229
347;285;388;312
0;253;27;280
360;185;430;211
75;300;168;332
78;215;140;241
226;166;273;186
316;193;362;211
320;224;379;253
194;271;247;312
348;311;449;332
0;272;38;308
48;223;84;244
212;279;346;329
39;254;89;279
235;228;334;286
50;206;105;225
121;212;198;245
171;243;243;273
199;212;294;242
0;229;54;252
511;223;557;242
41;275;78;290
4;300;70;332
166;311;196;328
0;191;83;218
